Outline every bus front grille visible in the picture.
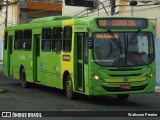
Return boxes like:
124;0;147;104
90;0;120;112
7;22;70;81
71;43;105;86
102;84;148;92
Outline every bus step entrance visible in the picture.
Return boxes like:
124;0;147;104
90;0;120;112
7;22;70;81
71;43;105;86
35;81;41;85
74;90;85;95
78;87;83;91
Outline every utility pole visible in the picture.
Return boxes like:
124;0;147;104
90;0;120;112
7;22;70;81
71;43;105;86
111;0;116;16
5;0;8;27
131;6;133;16
130;1;137;16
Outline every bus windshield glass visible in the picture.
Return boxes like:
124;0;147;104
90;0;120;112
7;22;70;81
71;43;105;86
93;32;154;67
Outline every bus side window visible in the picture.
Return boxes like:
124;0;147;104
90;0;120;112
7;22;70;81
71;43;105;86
4;32;8;50
23;29;32;50
42;28;51;51
52;27;62;52
14;30;23;50
63;26;72;52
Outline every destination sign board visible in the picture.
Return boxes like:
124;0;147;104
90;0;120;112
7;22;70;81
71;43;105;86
96;18;148;29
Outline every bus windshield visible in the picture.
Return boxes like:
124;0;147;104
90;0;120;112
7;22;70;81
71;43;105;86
93;32;154;67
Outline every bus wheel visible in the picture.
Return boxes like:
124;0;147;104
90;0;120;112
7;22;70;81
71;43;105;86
21;68;29;88
66;75;75;99
117;94;129;101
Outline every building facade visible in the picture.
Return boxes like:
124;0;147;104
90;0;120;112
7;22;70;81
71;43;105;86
0;0;19;60
0;0;19;39
20;0;62;24
0;0;62;38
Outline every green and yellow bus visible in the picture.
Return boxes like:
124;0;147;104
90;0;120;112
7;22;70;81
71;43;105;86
3;16;155;100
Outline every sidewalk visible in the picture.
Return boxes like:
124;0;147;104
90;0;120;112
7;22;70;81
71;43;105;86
156;85;160;92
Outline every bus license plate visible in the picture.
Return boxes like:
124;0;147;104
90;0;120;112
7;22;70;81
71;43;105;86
120;84;131;89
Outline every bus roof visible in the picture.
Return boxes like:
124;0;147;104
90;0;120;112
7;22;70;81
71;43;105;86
29;16;86;24
5;16;152;31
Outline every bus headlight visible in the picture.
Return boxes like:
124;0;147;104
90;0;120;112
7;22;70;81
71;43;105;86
150;73;153;77
145;72;155;79
94;75;100;80
150;72;155;77
92;74;104;82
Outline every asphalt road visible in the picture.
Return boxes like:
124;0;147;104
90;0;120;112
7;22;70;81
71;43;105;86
0;64;160;120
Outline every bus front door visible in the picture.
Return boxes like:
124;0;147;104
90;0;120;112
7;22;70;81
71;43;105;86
76;33;88;92
8;36;13;76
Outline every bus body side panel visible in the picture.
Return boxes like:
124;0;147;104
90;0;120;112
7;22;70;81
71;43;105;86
12;51;32;81
12;51;21;80
61;20;75;90
3;50;9;76
25;51;33;83
39;52;53;87
50;53;61;88
39;52;61;88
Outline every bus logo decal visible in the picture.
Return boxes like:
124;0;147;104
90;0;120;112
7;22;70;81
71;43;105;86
123;76;129;82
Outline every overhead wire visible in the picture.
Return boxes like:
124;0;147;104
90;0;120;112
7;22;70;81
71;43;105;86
119;4;160;13
73;0;160;16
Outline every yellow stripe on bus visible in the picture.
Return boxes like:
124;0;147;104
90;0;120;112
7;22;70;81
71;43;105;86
105;77;147;83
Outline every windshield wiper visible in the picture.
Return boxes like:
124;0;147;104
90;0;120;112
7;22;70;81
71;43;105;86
128;30;141;45
107;30;120;48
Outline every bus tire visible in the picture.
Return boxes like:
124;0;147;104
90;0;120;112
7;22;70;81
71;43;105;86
21;68;29;88
117;94;129;101
66;75;75;99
